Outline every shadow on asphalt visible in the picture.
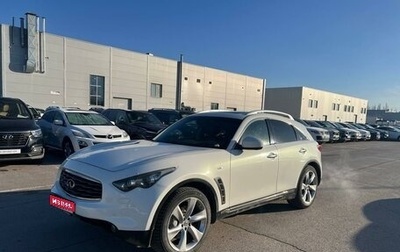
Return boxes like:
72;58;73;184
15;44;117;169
0;190;154;252
354;198;400;252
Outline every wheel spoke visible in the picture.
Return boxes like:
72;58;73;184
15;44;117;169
167;225;182;241
171;205;185;223
176;229;188;251
303;190;311;203
309;184;317;193
307;172;316;184
188;224;204;242
189;208;207;223
185;198;197;218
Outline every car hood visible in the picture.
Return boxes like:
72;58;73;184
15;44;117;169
71;125;125;135
69;140;208;172
0;118;39;131
307;126;328;133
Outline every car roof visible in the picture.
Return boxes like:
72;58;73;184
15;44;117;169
45;106;97;114
193;110;294;121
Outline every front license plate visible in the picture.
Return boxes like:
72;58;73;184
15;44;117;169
0;149;21;155
49;195;76;213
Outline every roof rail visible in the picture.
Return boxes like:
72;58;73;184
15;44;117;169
197;109;234;113
247;110;294;120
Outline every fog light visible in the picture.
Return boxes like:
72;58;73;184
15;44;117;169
31;146;43;154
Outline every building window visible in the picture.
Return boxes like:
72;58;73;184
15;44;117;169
351;106;354;113
332;103;336;110
308;99;313;108
314;100;318;108
151;83;163;98
90;75;105;106
184;77;188;80
211;102;219;110
337;104;340;111
344;105;348;112
196;79;201;83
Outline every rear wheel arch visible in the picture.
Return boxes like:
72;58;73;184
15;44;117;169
306;161;322;185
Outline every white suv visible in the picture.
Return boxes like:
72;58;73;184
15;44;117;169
37;107;130;157
50;110;322;252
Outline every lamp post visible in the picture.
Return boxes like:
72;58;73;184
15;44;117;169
176;54;183;110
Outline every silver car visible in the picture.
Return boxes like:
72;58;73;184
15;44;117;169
377;126;400;141
37;107;130;157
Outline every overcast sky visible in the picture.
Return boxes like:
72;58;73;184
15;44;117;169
1;0;400;110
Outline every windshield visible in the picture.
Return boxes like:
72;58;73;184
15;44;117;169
155;116;242;149
127;111;162;124
66;112;113;125
0;100;32;119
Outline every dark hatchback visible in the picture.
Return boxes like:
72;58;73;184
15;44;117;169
102;108;166;140
0;97;45;162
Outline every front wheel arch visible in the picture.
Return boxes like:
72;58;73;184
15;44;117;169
151;187;212;252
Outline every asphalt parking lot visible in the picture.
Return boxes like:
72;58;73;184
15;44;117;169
1;141;400;252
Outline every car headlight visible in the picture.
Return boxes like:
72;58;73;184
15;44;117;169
71;129;92;138
113;167;176;192
122;130;129;138
31;129;42;138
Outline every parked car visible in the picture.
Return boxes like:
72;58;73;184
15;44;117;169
295;118;330;144
363;124;389;140
37;107;130;158
376;126;400;141
0;97;45;162
329;122;361;141
49;110;322;251
338;122;371;141
315;121;351;142
351;123;381;141
148;108;195;126
102;109;166;140
304;120;340;142
27;104;42;119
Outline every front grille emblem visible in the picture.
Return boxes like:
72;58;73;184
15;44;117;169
66;179;76;189
107;134;113;139
1;134;13;140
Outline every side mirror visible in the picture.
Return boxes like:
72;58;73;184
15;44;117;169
53;119;64;126
240;136;263;150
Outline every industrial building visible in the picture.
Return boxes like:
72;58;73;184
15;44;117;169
265;86;368;123
0;13;265;112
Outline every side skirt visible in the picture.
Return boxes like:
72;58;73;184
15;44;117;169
217;189;297;219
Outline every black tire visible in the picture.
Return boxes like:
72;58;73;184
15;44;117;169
288;165;319;209
62;139;74;158
152;187;211;252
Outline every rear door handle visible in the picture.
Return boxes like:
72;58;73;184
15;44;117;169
267;152;277;159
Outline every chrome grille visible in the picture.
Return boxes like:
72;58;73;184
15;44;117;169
0;132;29;147
60;169;102;199
93;134;123;139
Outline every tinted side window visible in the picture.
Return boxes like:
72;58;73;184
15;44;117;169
53;111;64;123
268;119;297;144
241;120;270;145
41;111;55;123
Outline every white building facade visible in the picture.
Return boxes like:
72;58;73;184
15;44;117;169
0;13;265;112
265;87;368;123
